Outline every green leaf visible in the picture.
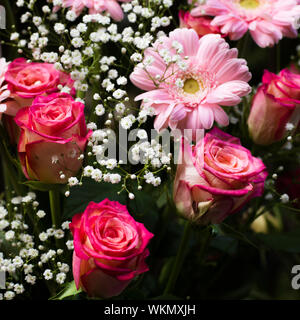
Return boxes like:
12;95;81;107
127;185;159;231
256;230;300;253
159;257;175;287
22;181;66;192
210;235;239;256
49;281;82;300
63;178;127;220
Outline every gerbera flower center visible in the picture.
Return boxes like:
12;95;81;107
183;78;200;94
239;0;260;9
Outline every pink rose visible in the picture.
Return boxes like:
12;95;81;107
179;10;223;38
173;128;267;225
4;58;74;117
14;93;91;184
248;69;300;145
70;200;154;298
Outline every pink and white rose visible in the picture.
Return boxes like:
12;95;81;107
173;127;267;225
14;93;91;184
70;200;154;298
248;69;300;145
4;58;74;117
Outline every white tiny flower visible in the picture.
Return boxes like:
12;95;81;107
121;116;133;130
5;230;15;241
54;229;65;239
68;177;79;187
25;274;36;285
42;5;51;13
113;89;126;99
280;194;289;204
137;129;148;140
39;232;48;242
61;221;70;230
54;23;65;34
77;23;88;33
14;284;25;294
59;263;70;273
83;166;94;177
66;10;77;21
128;13;137;23
66;240;74;250
10;32;19;41
106;159;118;170
36;210;46;219
286;123;295;131
109;174;121;184
43;269;53;280
56;272;66;284
95;104;105;116
128;193;135;200
4;291;15;300
91;169;103;182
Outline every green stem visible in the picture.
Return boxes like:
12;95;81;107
0;138;23;196
3;162;13;216
164;220;192;295
2;0;15;28
237;32;250;59
198;227;212;264
49;189;61;228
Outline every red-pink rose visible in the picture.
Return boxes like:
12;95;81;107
4;58;74;117
248;69;300;145
14;93;91;184
179;10;223;38
173;128;267;225
70;200;154;298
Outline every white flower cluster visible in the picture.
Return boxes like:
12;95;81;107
0;195;73;300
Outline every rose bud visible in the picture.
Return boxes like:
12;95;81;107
14;93;91;184
4;58;74;117
248;69;300;145
179;10;223;38
70;200;154;298
173;128;267;225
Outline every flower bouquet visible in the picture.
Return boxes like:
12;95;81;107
0;0;300;301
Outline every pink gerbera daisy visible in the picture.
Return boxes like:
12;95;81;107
191;0;300;48
0;58;10;118
130;28;251;135
59;0;132;21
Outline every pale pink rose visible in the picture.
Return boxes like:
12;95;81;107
179;10;224;38
70;200;154;298
173;127;267;225
248;69;300;145
58;0;132;21
191;0;300;48
14;93;91;184
0;58;10;119
4;58;74;117
130;29;251;136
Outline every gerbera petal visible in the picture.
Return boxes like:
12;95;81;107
168;28;200;56
207;81;251;106
215;58;251;83
170;104;187;122
211;105;229;127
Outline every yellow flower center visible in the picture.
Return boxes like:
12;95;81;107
239;0;259;9
183;78;200;94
